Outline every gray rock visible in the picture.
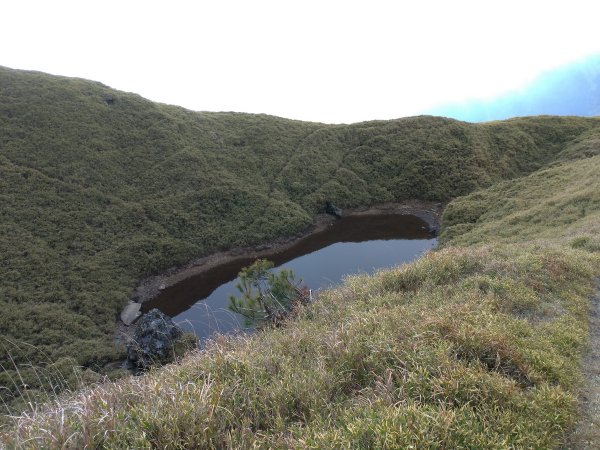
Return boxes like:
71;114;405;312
120;301;142;325
126;309;183;370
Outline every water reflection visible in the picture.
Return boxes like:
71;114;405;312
144;214;436;339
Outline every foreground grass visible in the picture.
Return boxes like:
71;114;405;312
3;144;600;447
3;244;597;448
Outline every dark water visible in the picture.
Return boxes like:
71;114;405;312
144;214;436;339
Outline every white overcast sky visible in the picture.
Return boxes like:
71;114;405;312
2;0;600;123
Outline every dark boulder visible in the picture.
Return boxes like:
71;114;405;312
126;308;183;370
103;94;116;105
325;201;343;218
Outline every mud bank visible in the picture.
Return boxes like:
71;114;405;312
128;201;444;311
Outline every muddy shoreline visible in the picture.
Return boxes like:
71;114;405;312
129;201;444;309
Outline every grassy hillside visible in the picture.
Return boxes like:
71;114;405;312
441;128;600;247
1;65;600;428
2;114;600;447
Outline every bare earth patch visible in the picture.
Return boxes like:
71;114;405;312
568;282;600;448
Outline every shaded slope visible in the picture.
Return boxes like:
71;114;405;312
1;66;600;411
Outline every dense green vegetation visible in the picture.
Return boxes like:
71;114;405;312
1;66;600;446
3;132;600;447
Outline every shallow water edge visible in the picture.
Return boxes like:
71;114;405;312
128;200;444;311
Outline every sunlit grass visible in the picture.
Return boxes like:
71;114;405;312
3;242;597;448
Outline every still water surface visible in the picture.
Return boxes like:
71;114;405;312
144;215;437;339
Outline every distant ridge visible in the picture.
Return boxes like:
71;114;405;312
428;54;600;122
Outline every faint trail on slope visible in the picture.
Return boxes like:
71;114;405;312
568;281;600;449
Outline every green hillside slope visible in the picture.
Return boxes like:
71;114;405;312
442;129;600;244
1;66;600;421
3;107;600;447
